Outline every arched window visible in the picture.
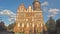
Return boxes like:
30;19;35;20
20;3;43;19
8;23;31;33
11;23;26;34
22;23;24;27
18;23;20;27
32;23;34;27
27;23;29;27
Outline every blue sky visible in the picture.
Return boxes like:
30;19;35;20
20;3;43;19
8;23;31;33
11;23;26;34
0;0;60;26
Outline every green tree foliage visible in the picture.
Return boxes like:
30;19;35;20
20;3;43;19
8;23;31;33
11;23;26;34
56;18;60;27
56;18;60;34
8;22;16;32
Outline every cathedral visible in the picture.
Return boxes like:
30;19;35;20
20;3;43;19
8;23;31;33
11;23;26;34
13;0;47;34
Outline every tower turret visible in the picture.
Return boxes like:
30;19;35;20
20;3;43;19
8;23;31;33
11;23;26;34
33;0;41;11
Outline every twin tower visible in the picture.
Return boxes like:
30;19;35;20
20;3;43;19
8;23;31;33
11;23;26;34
14;0;47;34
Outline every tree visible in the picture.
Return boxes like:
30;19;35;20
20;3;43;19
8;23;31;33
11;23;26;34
8;22;16;32
56;18;60;27
56;18;60;34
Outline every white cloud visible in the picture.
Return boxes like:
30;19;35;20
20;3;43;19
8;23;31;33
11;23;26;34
8;15;16;22
0;9;16;22
41;1;60;18
0;9;16;16
41;1;48;6
48;14;54;18
49;8;60;12
48;8;60;17
41;1;49;13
